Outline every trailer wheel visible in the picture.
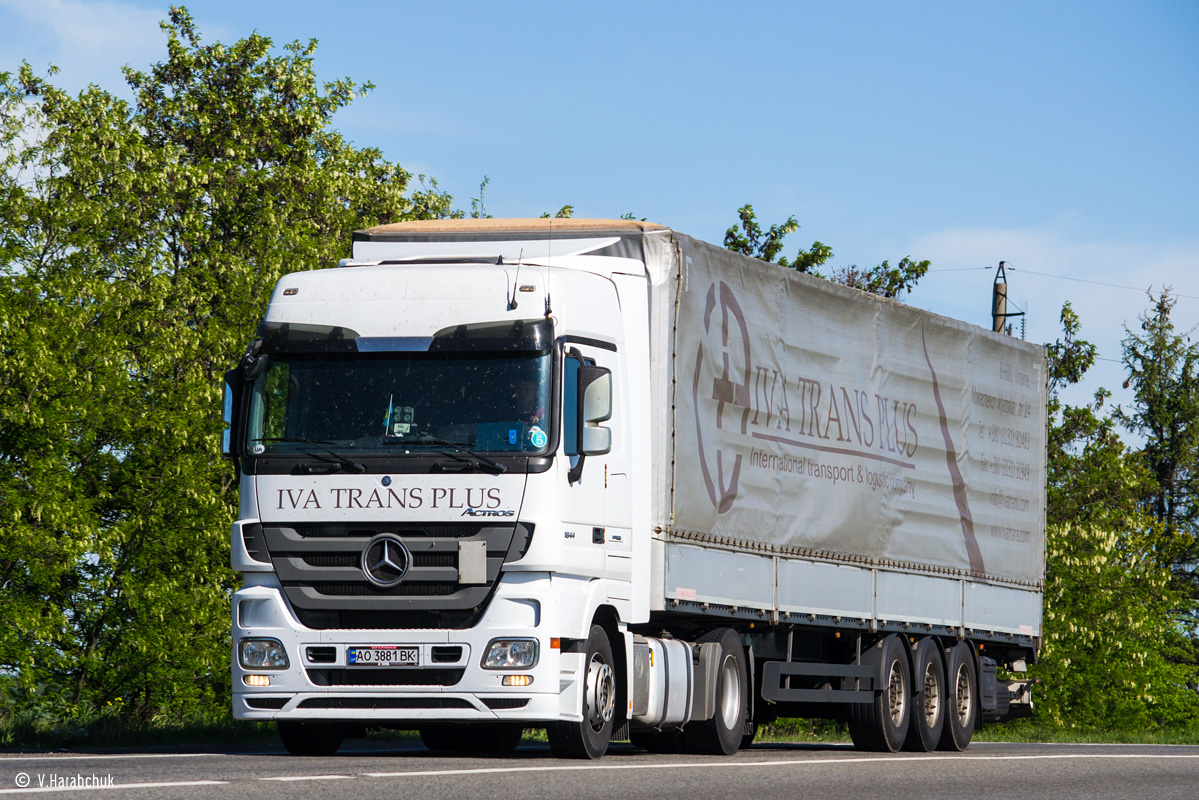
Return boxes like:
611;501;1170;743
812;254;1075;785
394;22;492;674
420;724;524;753
277;721;344;756
847;635;911;752
937;642;977;751
683;628;747;755
903;638;946;752
547;625;615;759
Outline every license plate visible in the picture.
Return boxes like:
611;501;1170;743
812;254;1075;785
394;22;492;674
347;646;419;667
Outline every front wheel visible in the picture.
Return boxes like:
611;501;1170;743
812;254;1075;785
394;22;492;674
547;625;616;759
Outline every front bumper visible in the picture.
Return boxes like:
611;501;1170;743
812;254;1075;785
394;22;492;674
232;572;575;724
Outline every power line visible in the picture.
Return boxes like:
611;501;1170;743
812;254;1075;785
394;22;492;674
928;264;1198;301
1007;266;1199;300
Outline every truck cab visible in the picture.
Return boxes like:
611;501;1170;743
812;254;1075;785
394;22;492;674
225;221;654;757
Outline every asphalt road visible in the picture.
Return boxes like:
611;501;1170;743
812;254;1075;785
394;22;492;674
3;739;1199;799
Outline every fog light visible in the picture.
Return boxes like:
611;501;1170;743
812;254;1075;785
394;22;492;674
482;638;539;669
244;674;271;687
503;675;533;687
239;638;289;669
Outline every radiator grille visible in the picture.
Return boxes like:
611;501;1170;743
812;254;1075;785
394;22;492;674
257;521;533;629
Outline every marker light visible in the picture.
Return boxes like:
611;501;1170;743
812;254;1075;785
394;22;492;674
243;674;271;687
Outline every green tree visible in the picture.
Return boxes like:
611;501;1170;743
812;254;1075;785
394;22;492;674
0;7;450;727
724;204;927;297
1034;517;1197;730
1044;303;1150;528
1029;302;1198;730
1116;289;1199;572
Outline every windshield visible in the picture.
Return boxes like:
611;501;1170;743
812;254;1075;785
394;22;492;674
246;350;552;456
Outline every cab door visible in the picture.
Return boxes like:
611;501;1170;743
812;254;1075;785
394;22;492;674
561;343;631;587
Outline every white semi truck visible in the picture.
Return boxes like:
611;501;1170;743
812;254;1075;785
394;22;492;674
223;219;1046;758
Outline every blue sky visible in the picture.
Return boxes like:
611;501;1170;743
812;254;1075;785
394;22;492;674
2;0;1196;414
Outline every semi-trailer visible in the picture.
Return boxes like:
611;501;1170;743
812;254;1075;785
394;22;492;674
223;219;1045;758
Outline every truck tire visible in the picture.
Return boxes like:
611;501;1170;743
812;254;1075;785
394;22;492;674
903;638;946;752
420;724;524;753
547;625;616;759
277;721;344;756
847;635;911;752
682;628;747;756
938;642;977;751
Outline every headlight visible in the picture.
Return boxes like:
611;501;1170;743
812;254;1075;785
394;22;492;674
482;638;539;669
239;638;289;670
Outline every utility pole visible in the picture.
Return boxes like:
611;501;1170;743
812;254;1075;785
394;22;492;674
991;261;1025;335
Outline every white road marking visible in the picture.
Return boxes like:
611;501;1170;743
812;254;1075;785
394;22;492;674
0;781;226;794
363;751;1199;778
258;775;354;782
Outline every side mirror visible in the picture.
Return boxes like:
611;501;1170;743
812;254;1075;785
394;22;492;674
577;366;612;456
240;337;269;380
222;368;243;459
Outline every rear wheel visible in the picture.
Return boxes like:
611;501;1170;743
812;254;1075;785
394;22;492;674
847;635;911;752
682;628;747;756
277;721;344;756
937;642;977;751
903;638;946;752
547;625;616;759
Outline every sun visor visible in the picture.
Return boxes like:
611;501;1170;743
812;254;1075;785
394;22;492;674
258;318;552;354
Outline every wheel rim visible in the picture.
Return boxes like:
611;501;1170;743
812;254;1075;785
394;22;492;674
953;662;972;727
886;660;906;726
585;652;615;732
717;654;742;730
922;661;941;727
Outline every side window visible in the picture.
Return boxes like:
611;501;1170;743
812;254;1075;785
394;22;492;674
562;352;595;457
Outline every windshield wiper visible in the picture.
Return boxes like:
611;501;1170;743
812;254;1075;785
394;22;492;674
382;434;507;474
256;437;366;473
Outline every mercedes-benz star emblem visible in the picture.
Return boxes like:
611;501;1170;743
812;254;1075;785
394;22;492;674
362;534;410;587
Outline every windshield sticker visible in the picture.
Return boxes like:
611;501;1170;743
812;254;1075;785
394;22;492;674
509;429;518;445
527;426;547;449
386;400;415;436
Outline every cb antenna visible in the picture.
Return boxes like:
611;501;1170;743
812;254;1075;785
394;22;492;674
508;248;524;310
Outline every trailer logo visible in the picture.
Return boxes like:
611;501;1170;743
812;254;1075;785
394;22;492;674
362;534;410;587
692;281;751;513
